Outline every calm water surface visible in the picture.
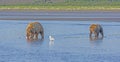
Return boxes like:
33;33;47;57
0;20;120;62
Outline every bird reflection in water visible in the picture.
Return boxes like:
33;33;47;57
49;40;54;46
49;36;55;46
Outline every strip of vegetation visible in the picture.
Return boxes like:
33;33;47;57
0;1;120;11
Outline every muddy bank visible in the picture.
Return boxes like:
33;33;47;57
0;18;120;22
0;10;120;21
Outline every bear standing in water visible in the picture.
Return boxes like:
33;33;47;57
26;22;44;40
89;24;104;38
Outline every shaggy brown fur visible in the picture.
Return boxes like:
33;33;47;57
26;22;44;40
89;24;104;38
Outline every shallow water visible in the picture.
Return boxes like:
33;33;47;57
0;20;120;62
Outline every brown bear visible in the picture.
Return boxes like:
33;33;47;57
26;22;44;40
89;24;104;38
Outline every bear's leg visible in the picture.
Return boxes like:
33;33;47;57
35;33;38;40
30;33;34;40
40;31;44;39
94;32;98;37
100;28;104;38
89;31;92;37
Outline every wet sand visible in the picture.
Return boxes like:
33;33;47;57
0;10;120;21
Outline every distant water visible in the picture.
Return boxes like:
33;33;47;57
0;20;120;62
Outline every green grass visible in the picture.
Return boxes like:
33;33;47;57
0;1;120;11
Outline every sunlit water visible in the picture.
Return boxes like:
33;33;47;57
0;20;120;62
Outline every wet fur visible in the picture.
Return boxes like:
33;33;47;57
89;24;104;38
26;22;44;40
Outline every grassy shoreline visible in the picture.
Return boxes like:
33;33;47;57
0;5;120;11
0;0;120;11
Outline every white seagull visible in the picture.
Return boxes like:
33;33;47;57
49;36;55;41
